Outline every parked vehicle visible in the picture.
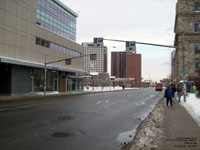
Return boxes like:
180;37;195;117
155;83;163;91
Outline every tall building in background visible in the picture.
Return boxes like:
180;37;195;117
0;0;86;95
82;38;107;73
111;51;141;87
173;0;200;86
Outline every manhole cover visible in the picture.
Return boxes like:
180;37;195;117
51;131;83;138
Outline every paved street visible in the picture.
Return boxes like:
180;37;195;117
0;88;163;150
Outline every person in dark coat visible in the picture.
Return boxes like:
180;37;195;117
164;85;174;107
171;83;176;97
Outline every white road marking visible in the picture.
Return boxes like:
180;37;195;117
150;94;155;98
97;100;110;104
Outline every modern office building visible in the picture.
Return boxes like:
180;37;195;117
82;38;107;73
111;51;141;87
0;0;86;95
173;0;200;86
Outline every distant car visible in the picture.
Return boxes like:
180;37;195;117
155;83;163;91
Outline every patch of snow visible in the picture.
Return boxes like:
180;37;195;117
83;86;139;92
32;91;59;95
180;93;200;126
117;128;137;145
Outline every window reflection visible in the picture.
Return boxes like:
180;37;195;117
36;0;76;41
35;37;80;57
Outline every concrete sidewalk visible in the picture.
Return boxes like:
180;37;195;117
160;99;200;150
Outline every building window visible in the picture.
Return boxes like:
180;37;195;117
195;22;200;32
195;43;200;53
36;0;77;41
36;37;41;45
195;2;200;11
196;58;200;70
196;62;200;70
90;54;97;61
35;37;80;56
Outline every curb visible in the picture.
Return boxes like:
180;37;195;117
123;98;165;150
0;88;137;104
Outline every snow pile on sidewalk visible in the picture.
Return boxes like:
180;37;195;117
123;100;165;150
83;86;139;92
180;93;200;126
31;91;59;95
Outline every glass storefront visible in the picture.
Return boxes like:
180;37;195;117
30;68;58;92
30;68;83;92
66;78;83;92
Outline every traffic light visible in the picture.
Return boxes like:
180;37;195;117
126;41;136;52
93;37;104;47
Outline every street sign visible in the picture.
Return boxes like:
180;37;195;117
94;37;104;47
180;68;188;76
126;41;136;51
52;66;59;70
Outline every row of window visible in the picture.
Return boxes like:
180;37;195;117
37;7;76;30
36;0;76;41
36;19;76;41
35;37;81;57
38;0;76;19
36;14;75;36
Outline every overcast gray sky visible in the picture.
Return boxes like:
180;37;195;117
61;0;177;82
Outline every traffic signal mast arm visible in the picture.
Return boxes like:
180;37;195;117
45;54;93;65
103;38;180;49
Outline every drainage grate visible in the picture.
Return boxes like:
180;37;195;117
51;131;83;138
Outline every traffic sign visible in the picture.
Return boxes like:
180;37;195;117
180;68;188;76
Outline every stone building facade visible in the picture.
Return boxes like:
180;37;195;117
173;0;200;86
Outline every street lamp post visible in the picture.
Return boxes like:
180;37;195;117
44;55;47;95
182;33;186;102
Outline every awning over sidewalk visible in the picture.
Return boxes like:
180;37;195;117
0;56;87;74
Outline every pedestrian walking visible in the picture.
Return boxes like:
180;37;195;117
164;85;174;107
176;84;182;102
171;83;176;98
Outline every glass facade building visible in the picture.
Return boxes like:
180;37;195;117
36;37;81;57
36;0;77;41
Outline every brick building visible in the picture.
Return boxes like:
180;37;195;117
173;0;200;87
111;51;141;87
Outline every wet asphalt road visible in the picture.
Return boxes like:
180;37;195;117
0;88;163;150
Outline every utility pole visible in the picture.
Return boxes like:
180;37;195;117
182;33;186;102
44;55;47;95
